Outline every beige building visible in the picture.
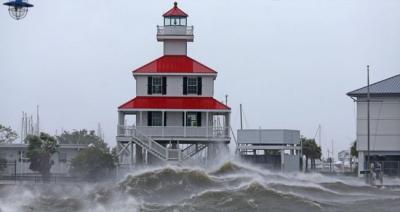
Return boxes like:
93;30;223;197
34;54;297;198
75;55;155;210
348;74;400;176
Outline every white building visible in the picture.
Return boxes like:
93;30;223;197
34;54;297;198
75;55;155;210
338;150;350;163
0;143;87;176
116;3;231;165
348;74;400;176
236;129;301;172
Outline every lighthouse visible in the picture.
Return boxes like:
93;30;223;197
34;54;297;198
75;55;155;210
116;2;231;166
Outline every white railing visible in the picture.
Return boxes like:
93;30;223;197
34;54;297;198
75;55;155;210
118;126;218;161
118;125;230;139
181;144;206;160
126;127;182;161
157;25;194;36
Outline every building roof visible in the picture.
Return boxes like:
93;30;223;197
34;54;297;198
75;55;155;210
132;55;217;75
347;74;400;97
119;97;230;111
163;2;188;17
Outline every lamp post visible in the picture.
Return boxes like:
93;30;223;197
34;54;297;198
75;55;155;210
3;0;34;20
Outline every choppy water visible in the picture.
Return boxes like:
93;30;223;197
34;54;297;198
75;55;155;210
1;161;400;212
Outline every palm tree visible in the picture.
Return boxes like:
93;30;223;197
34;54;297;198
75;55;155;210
302;138;322;172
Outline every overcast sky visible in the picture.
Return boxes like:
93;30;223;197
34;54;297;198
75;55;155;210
1;0;399;158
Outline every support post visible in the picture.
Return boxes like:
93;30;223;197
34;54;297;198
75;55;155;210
206;112;209;137
140;111;143;126
184;111;187;137
366;65;371;183
118;112;125;135
226;113;231;138
130;141;134;167
162;111;165;136
136;144;143;165
240;104;243;130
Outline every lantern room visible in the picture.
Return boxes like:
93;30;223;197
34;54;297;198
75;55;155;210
163;2;188;26
157;2;193;42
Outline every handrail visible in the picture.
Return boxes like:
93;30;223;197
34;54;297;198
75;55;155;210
118;125;230;139
157;25;194;36
118;125;211;161
131;127;167;159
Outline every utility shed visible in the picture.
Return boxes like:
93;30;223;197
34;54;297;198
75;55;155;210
237;129;301;172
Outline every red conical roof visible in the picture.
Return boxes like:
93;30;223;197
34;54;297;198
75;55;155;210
163;2;188;17
132;55;217;74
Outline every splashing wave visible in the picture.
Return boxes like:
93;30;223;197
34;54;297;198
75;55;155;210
1;161;400;212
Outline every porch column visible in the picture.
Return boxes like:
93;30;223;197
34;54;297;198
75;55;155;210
225;113;231;137
140;111;143;126
358;151;365;177
118;111;125;135
136;144;143;165
206;112;209;137
162;111;165;136
184;111;187;137
130;141;134;166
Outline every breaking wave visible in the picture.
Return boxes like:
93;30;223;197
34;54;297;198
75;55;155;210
1;160;400;212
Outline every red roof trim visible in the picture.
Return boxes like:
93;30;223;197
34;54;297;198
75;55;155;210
119;97;230;110
132;55;217;74
163;2;188;17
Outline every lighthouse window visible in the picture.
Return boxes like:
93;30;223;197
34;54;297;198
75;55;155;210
164;17;186;26
164;18;171;26
148;76;167;95
186;112;202;127
184;77;202;95
187;77;198;94
152;77;162;94
180;18;187;26
148;112;162;126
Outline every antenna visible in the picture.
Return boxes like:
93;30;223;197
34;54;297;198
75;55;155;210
313;124;322;147
240;104;243;130
366;65;371;183
21;112;24;143
36;105;40;136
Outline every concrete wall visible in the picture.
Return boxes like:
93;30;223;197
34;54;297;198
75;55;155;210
356;97;400;151
166;112;183;126
283;154;301;172
237;129;300;144
164;40;187;55
135;76;214;97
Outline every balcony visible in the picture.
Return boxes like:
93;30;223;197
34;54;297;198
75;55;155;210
117;125;229;141
157;25;194;41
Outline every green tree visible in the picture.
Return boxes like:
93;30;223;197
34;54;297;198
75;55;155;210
57;129;108;151
26;133;58;178
302;138;322;172
350;141;358;171
0;124;18;144
351;141;358;158
70;146;116;181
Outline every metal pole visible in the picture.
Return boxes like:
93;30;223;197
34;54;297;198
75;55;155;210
319;125;322;147
367;65;371;183
332;140;334;172
240;104;243;130
36;105;40;136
